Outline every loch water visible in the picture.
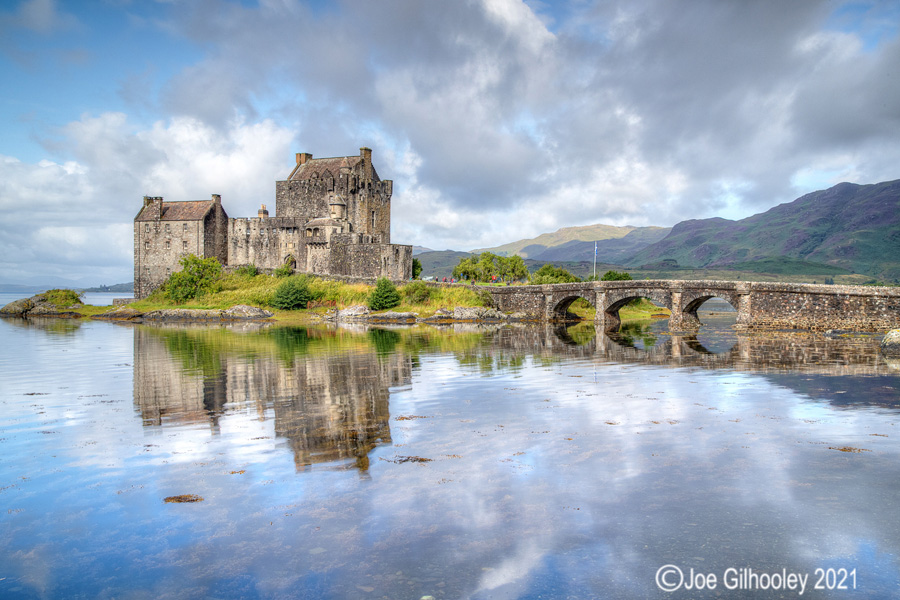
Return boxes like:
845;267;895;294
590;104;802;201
1;313;899;599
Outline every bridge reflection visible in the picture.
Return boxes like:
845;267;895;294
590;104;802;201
130;321;898;473
488;320;897;376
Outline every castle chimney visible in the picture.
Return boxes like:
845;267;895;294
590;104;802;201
258;204;269;218
296;152;312;165
143;195;163;219
211;194;221;204
360;147;373;179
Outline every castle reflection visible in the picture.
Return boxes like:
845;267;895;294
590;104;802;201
133;324;410;470
132;320;899;471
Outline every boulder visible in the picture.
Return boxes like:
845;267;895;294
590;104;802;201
369;311;417;323
223;304;274;320
92;306;145;321
0;297;34;316
452;306;507;321
27;304;82;318
332;305;370;321
881;329;900;357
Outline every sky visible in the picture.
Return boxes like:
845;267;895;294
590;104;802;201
1;0;899;286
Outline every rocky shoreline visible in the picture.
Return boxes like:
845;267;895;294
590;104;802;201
0;295;535;325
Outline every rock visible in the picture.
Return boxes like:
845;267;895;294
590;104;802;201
332;305;370;321
92;306;145;321
223;304;274;319
142;308;226;321
881;329;900;357
27;304;82;318
0;297;34;316
452;306;506;321
369;311;417;323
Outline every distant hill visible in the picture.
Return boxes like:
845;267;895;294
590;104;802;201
81;282;134;293
474;223;645;258
626;179;900;281
415;250;473;279
529;227;671;263
412;246;433;255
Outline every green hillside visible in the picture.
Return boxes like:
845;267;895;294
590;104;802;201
626;180;900;282
474;223;640;258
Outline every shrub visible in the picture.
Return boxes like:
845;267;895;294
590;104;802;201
402;280;431;305
600;270;633;281
412;257;423;279
271;275;313;310
273;262;294;278
368;277;401;311
529;264;580;284
44;288;83;307
235;264;259;277
165;255;223;303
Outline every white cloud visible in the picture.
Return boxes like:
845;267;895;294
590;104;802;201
0;114;294;283
3;0;900;282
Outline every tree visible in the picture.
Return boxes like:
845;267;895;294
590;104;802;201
165;255;223;303
600;270;633;281
368;277;401;310
529;264;580;284
453;256;480;281
412;257;423;279
477;252;500;281
498;255;528;282
271;275;313;310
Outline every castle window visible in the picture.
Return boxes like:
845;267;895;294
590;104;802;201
165;241;170;249
372;210;376;230
183;223;188;232
144;241;150;250
145;224;150;233
166;267;171;276
183;240;188;251
165;224;170;233
306;230;312;237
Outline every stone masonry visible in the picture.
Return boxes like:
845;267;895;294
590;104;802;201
134;148;412;298
487;280;900;332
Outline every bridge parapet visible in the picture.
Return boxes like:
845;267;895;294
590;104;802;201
486;279;900;332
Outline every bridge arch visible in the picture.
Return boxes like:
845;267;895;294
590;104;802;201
679;290;743;329
598;287;672;331
549;294;595;321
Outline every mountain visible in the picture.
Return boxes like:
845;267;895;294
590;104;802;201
414;250;474;279
626;179;900;281
412;246;434;255
474;223;644;258
528;227;671;263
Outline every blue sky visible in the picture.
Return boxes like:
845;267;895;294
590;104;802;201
1;0;899;286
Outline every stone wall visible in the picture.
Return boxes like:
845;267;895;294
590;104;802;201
746;282;900;331
227;217;306;269
133;196;228;299
486;280;900;332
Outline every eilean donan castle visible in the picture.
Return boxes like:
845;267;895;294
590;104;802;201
134;147;412;298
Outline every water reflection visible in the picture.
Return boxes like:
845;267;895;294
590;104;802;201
2;317;900;599
134;324;410;470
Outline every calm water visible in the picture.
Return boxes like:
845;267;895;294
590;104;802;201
1;314;899;599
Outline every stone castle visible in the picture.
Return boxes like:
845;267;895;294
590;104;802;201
134;147;412;298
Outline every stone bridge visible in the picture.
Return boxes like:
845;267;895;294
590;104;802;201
485;280;900;332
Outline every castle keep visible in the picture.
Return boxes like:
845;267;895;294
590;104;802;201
134;147;412;298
